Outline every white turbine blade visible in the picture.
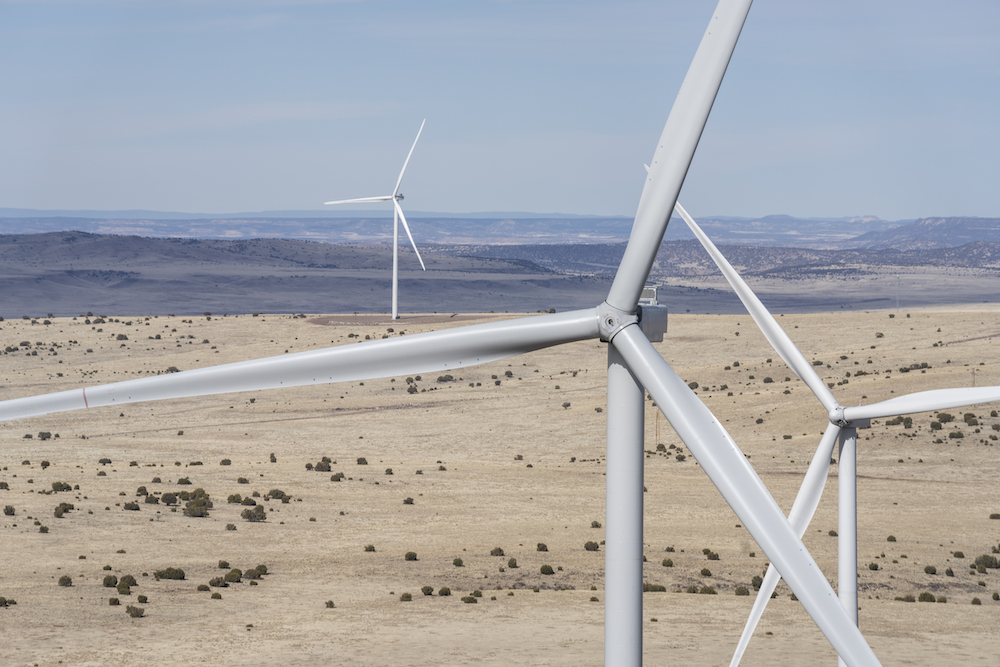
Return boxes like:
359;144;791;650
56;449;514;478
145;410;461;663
393;119;425;198
729;422;842;667
612;325;881;667
394;200;426;271
606;0;753;311
0;308;599;422
842;385;1000;422
324;195;392;206
673;201;839;414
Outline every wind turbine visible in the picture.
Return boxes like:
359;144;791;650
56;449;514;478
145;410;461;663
324;119;427;320
670;202;1000;667
0;2;888;665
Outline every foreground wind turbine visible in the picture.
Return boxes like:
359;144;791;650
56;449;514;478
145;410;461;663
0;3;887;665
671;202;1000;667
325;120;427;319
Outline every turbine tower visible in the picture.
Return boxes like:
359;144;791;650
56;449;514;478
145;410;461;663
325;120;427;319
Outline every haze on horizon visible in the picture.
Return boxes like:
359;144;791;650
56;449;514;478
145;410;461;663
1;1;998;222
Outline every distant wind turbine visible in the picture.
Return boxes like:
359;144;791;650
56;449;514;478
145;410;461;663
325;120;427;319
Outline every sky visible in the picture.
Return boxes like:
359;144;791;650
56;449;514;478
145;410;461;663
1;0;998;220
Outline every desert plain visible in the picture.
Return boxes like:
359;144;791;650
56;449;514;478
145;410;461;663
1;307;999;666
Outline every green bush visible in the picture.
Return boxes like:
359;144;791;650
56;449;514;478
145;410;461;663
209;577;226;588
735;586;750;596
227;494;242;504
2;505;13;516
325;600;335;608
109;597;120;606
58;575;72;587
975;554;1000;569
541;565;554;575
116;582;131;595
241;505;266;522
121;575;137;587
237;478;249;485
584;541;599;552
103;575;118;588
700;568;712;577
400;592;412;601
224;569;242;583
699;586;717;595
123;502;140;511
869;563;879;571
137;595;147;603
438;587;451;597
685;585;698;594
752;575;763;590
924;565;937;575
972;597;982;605
537;543;548;552
642;583;666;592
918;592;936;603
507;558;518;569
211;592;222;600
357;458;368;465
144;495;160;505
177;477;191;485
490;547;505;557
404;552;417;561
421;586;434;596
197;584;210;592
153;567;185;581
364;545;375;552
887;535;896;542
453;558;464;567
461;596;477;603
161;493;177;505
662;558;673;567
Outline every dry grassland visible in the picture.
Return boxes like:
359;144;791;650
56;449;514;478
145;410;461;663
2;307;1000;666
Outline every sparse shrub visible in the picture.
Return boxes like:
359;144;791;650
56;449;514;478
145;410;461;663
228;494;242;504
123;502;139;511
946;568;954;577
735;586;749;596
103;575;118;588
869;563;879;571
699;586;717;595
237;478;249;485
224;569;242;583
197;584;210;592
937;596;947;603
211;592;222;600
39;526;48;533
400;592;412;601
507;558;518;569
153;567;185;581
700;568;712;577
537;543;548;552
357;458;368;465
240;497;256;506
241;505;265;522
887;535;896;542
403;497;414;505
220;459;231;466
972;597;982;605
364;545;375;552
490;547;504;557
975;554;999;569
177;477;191;485
209;577;226;587
137;595;147;603
685;585;698;594
643;583;666;592
315;461;331;472
438;587;451;596
584;541;599;552
161;493;177;506
3;505;14;516
404;552;417;561
453;558;464;567
225;524;236;531
591;520;602;529
752;575;763;590
662;558;673;567
924;565;937;575
330;473;344;482
109;597;120;606
325;600;335;608
116;581;131;595
461;596;477;603
58;575;72;587
541;564;554;575
421;586;433;596
918;592;936;603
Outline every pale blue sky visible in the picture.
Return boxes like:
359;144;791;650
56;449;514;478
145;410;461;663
1;0;998;219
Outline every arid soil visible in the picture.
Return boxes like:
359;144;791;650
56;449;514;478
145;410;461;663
1;308;999;666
